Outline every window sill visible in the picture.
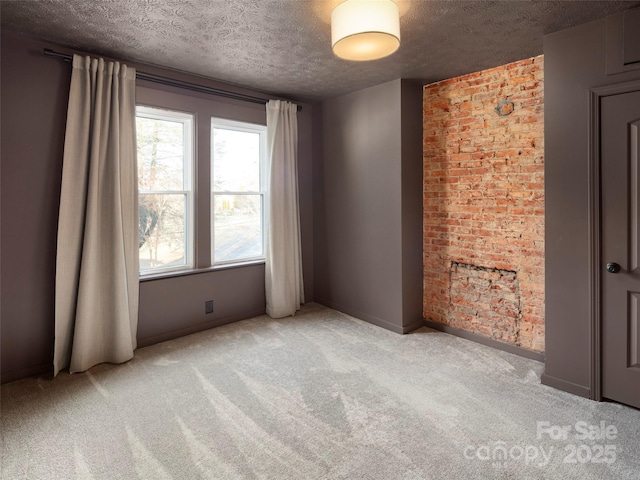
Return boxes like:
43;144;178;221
139;259;265;282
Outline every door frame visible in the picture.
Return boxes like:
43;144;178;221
588;79;640;401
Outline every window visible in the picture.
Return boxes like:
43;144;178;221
135;100;266;276
136;106;194;275
211;118;267;265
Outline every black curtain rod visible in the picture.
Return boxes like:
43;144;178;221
43;49;301;110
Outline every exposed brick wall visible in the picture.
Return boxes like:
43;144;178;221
423;55;544;352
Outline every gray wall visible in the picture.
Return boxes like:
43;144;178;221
0;33;316;382
543;10;640;397
400;81;425;330
314;79;423;333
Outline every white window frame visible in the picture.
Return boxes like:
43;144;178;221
210;117;268;266
136;105;195;276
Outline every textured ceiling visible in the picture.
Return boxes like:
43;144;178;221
2;0;640;102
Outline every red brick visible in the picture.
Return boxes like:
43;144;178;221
423;55;544;353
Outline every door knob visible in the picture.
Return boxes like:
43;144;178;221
606;262;621;274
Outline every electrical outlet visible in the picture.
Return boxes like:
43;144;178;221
205;300;214;314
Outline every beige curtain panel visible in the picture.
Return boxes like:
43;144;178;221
265;100;304;318
54;55;139;376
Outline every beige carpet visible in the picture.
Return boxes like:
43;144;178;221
1;303;639;479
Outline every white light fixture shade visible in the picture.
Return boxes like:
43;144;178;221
331;0;400;61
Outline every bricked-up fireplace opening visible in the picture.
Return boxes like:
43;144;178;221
449;262;521;343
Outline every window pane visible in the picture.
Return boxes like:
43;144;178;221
137;116;186;191
213;195;262;263
139;194;187;271
212;128;260;192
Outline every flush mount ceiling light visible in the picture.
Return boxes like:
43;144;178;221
331;0;401;61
